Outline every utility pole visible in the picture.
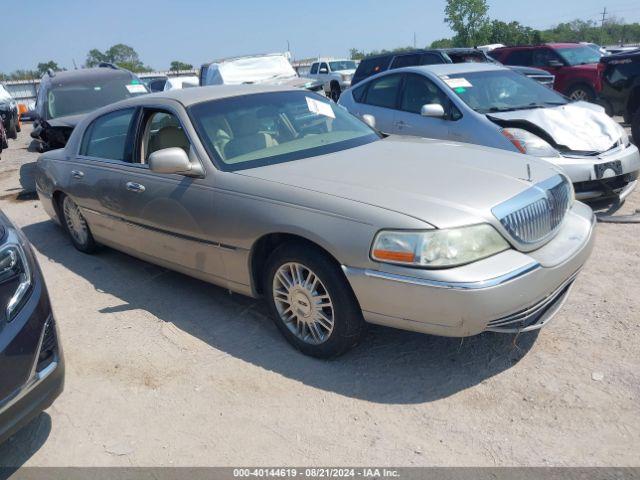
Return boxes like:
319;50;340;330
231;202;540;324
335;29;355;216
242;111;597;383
600;7;607;44
413;32;417;48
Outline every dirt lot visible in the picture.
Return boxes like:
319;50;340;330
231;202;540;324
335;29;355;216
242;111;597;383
0;125;638;467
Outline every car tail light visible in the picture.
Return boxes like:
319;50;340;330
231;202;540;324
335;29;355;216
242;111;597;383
595;62;605;92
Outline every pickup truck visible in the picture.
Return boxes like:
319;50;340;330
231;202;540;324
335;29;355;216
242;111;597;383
306;59;358;101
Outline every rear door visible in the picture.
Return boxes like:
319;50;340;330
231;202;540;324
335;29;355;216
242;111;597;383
65;107;138;246
356;73;403;134
117;107;225;280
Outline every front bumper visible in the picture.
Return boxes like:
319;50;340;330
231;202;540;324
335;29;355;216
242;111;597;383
546;144;640;200
343;202;595;337
0;270;64;444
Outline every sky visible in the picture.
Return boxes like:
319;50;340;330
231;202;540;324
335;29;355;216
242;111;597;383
2;0;639;73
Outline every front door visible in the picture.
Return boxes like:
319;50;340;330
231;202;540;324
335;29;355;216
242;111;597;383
118;108;226;281
392;73;452;140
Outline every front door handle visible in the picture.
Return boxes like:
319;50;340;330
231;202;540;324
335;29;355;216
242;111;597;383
395;121;410;129
126;182;146;193
71;170;84;179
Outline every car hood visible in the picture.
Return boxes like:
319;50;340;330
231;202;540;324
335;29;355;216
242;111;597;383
334;69;356;75
507;65;552;76
487;101;622;153
45;114;85;129
238;136;558;229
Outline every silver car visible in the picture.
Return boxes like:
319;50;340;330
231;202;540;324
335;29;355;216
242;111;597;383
338;63;640;201
35;85;595;358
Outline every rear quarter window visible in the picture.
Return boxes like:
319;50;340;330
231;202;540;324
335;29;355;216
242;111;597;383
353;56;393;83
504;50;533;66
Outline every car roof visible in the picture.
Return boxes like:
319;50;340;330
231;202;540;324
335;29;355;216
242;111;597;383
41;67;135;86
116;84;299;108
495;43;581;51
405;62;507;76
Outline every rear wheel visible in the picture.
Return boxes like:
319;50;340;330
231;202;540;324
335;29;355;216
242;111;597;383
264;242;365;358
7;119;17;139
566;84;595;102
60;195;98;253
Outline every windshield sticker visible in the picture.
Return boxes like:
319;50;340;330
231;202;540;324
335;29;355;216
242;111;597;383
454;87;467;93
306;97;336;119
126;84;147;94
444;78;472;89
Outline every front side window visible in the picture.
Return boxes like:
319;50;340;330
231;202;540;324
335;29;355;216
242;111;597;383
420;53;443;65
189;91;378;171
142;111;191;163
319;63;329;73
363;74;402;109
46;75;147;120
400;74;448;114
443;70;567;114
310;63;319;75
555;46;602;66
532;49;560;67
81;108;136;161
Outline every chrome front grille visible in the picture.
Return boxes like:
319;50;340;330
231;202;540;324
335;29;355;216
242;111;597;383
492;175;572;246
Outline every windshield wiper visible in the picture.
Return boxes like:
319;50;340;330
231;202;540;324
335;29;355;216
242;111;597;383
487;103;547;113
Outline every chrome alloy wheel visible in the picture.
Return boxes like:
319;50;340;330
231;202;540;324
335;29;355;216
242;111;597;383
569;88;589;101
63;197;89;245
272;262;335;345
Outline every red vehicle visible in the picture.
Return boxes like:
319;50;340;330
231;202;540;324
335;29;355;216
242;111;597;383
489;43;602;102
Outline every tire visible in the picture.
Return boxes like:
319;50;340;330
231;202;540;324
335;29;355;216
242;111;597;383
7;119;17;140
16;117;21;133
330;83;342;102
566;84;596;103
632;108;640;146
263;242;365;358
59;195;98;253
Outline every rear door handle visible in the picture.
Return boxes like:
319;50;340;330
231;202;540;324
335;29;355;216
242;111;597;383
71;170;84;179
395;121;411;129
126;182;146;193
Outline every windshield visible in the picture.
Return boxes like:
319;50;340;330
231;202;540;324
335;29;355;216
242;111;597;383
444;70;567;114
329;61;357;71
189;90;378;171
0;85;12;102
46;77;148;119
556;45;601;65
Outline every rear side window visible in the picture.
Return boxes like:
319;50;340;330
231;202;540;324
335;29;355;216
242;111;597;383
420;53;444;65
353;56;393;84
390;54;421;69
504;50;533;66
352;84;367;103
310;63;319;74
81;108;136;161
363;74;402;109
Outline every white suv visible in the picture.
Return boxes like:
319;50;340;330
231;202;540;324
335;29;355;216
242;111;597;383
307;59;357;101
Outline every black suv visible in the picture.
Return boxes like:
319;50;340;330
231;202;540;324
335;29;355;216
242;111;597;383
597;49;640;142
351;48;555;88
30;64;148;151
0;85;19;140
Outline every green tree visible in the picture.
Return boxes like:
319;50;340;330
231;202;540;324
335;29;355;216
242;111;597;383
85;44;151;72
169;61;194;72
444;0;490;46
349;48;366;60
37;61;61;76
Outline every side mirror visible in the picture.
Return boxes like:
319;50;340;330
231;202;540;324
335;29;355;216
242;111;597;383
361;114;376;129
148;147;193;175
319;68;329;74
547;60;564;68
421;104;446;118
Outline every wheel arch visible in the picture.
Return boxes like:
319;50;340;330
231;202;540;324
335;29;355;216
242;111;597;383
249;231;344;297
626;85;640;118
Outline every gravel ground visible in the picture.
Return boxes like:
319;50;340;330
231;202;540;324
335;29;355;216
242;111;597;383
0;125;638;467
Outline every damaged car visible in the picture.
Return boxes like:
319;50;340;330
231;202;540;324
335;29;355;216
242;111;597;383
30;64;148;151
0;84;20;140
200;53;324;93
36;85;594;357
339;63;640;201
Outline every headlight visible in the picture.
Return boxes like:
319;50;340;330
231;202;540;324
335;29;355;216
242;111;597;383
501;128;560;157
615;123;631;147
371;224;510;268
0;233;33;322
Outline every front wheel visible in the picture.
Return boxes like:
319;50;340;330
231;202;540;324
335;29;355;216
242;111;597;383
7;119;17;139
330;83;342;102
264;242;365;358
566;84;595;102
60;195;98;253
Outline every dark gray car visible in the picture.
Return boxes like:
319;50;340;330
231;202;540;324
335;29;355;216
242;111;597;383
35;85;595;357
